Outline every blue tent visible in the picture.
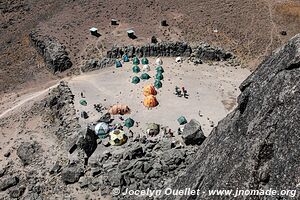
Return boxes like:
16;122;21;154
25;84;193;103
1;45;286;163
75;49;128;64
123;55;129;62
115;60;122;68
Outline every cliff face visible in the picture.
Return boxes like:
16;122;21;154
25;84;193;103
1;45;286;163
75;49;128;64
163;35;300;199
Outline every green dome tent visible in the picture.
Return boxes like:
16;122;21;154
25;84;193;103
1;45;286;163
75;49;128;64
177;116;187;125
124;118;135;128
131;76;140;84
156;66;164;73
155;72;164;80
79;99;87;106
132;57;140;65
141;57;149;65
115;60;122;68
141;73;151;80
154;80;162;89
132;65;141;73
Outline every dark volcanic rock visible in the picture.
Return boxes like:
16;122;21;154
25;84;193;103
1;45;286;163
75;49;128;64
194;43;233;61
181;119;206;145
123;145;144;160
0;176;19;191
162;34;300;199
29;31;72;73
61;163;84;184
82;42;232;72
77;126;98;158
43;81;77;140
17;141;40;165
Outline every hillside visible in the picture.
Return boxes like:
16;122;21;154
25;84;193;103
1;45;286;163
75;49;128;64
1;0;300;94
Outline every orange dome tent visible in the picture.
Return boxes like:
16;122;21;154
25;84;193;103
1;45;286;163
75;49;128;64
108;104;131;115
143;85;157;96
143;95;158;107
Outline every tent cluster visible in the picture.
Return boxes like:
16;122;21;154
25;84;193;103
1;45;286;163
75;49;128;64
153;59;165;89
93;108;135;146
115;56;165;108
130;57;152;83
143;85;158;107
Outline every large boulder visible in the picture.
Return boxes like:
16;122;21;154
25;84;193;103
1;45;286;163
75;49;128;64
162;34;300;199
181;119;206;145
61;163;84;184
0;176;19;191
17;141;40;166
77;126;98;158
29;31;72;73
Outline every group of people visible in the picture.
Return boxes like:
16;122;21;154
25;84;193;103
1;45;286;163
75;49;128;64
174;86;189;98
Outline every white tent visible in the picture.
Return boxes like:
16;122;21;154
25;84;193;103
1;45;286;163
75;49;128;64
176;57;182;63
143;64;150;72
155;58;163;65
95;122;109;137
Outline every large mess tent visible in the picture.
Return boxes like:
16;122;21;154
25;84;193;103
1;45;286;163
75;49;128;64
109;104;130;115
144;95;158;107
143;85;157;96
109;129;128;146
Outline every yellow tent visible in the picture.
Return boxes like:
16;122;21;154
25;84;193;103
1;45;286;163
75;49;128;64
143;85;157;97
143;95;158;107
109;129;128;146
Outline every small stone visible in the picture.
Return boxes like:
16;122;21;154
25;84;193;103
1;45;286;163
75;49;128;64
4;152;10;157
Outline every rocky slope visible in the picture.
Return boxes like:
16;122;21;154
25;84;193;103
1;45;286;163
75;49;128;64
162;34;300;199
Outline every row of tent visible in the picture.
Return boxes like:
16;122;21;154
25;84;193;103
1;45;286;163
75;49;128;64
116;56;164;68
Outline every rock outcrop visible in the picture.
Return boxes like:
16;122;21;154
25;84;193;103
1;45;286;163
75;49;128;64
29;31;72;73
181;119;206;145
17;141;41;166
81;42;234;72
162;34;300;199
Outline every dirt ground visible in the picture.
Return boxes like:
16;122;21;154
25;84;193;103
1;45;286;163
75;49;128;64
0;58;249;199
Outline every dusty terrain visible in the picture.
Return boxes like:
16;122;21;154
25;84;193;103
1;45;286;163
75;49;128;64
69;58;250;136
0;57;249;199
0;0;299;199
1;0;300;95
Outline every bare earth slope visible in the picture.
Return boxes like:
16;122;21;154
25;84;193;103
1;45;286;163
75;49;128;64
1;0;300;94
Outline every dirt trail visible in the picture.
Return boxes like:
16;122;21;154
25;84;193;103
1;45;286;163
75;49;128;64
0;84;58;119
